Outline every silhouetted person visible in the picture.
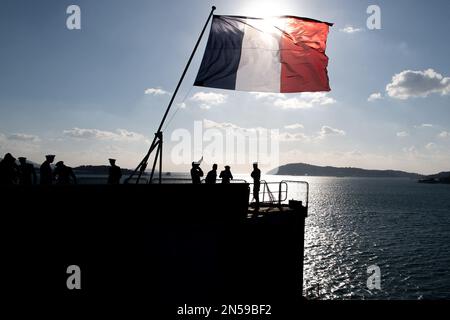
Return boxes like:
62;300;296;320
205;164;218;184
54;161;77;185
219;165;233;184
18;157;37;185
107;158;122;184
40;154;55;185
190;161;203;184
251;162;261;209
0;153;19;185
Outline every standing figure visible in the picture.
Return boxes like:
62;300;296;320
18;157;37;185
205;164;218;184
107;158;122;184
40;155;55;185
54;161;77;185
0;153;19;185
251;162;261;209
219;165;233;184
190;161;204;184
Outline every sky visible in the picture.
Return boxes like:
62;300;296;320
0;0;449;175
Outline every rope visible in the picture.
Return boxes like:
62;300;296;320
162;85;194;132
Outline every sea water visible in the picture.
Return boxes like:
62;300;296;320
294;176;450;300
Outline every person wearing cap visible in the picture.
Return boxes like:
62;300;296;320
18;157;37;185
54;161;77;185
251;162;261;209
40;154;55;185
205;163;218;184
107;158;122;184
190;161;204;184
219;165;233;184
0;153;19;185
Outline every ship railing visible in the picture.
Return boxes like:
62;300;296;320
130;177;309;207
249;180;309;208
149;178;249;184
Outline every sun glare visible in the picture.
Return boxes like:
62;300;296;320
240;0;299;18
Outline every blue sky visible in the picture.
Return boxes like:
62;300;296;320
0;0;449;174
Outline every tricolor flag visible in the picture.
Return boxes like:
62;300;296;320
195;15;333;93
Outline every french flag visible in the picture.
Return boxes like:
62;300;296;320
195;15;333;93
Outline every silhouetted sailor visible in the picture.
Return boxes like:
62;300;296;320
54;161;77;185
190;161;204;184
40;155;55;185
107;158;122;184
0;153;19;185
251;162;261;209
219;165;233;184
205;164;218;184
18;157;37;185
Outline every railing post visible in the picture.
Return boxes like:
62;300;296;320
278;182;282;206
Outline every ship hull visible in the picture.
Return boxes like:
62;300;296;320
1;184;306;313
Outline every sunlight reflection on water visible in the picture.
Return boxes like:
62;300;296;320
286;176;450;300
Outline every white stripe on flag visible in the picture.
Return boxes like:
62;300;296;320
235;19;283;92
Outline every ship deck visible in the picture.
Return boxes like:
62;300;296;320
2;183;307;313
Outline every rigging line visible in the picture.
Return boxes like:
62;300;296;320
162;85;194;132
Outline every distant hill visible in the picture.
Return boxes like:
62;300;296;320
268;163;423;178
426;171;450;179
418;171;450;184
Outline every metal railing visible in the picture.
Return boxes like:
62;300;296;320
249;180;309;208
76;176;309;207
149;178;249;184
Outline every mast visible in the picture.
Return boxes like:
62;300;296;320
126;6;216;184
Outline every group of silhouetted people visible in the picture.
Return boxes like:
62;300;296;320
191;162;235;185
0;153;77;185
0;153;123;185
190;161;262;208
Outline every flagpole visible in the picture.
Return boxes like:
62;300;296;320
127;6;216;184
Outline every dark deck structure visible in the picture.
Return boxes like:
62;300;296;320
2;183;307;314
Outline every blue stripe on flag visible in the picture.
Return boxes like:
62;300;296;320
194;16;245;90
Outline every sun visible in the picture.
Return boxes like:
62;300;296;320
239;0;298;18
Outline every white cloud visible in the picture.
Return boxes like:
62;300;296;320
0;132;42;158
144;87;170;95
273;92;336;110
340;26;363;33
418;123;434;128
63;128;149;144
6;133;40;142
277;132;309;142
203;119;239;130
190;92;227;109
425;142;437;150
203;119;266;133
368;92;383;102
203;119;310;143
403;146;418;155
250;92;286;99
386;69;450;99
284;123;304;130
438;131;450;138
396;131;409;137
203;120;346;142
318;126;346;138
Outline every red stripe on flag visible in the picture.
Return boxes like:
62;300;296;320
280;17;331;93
